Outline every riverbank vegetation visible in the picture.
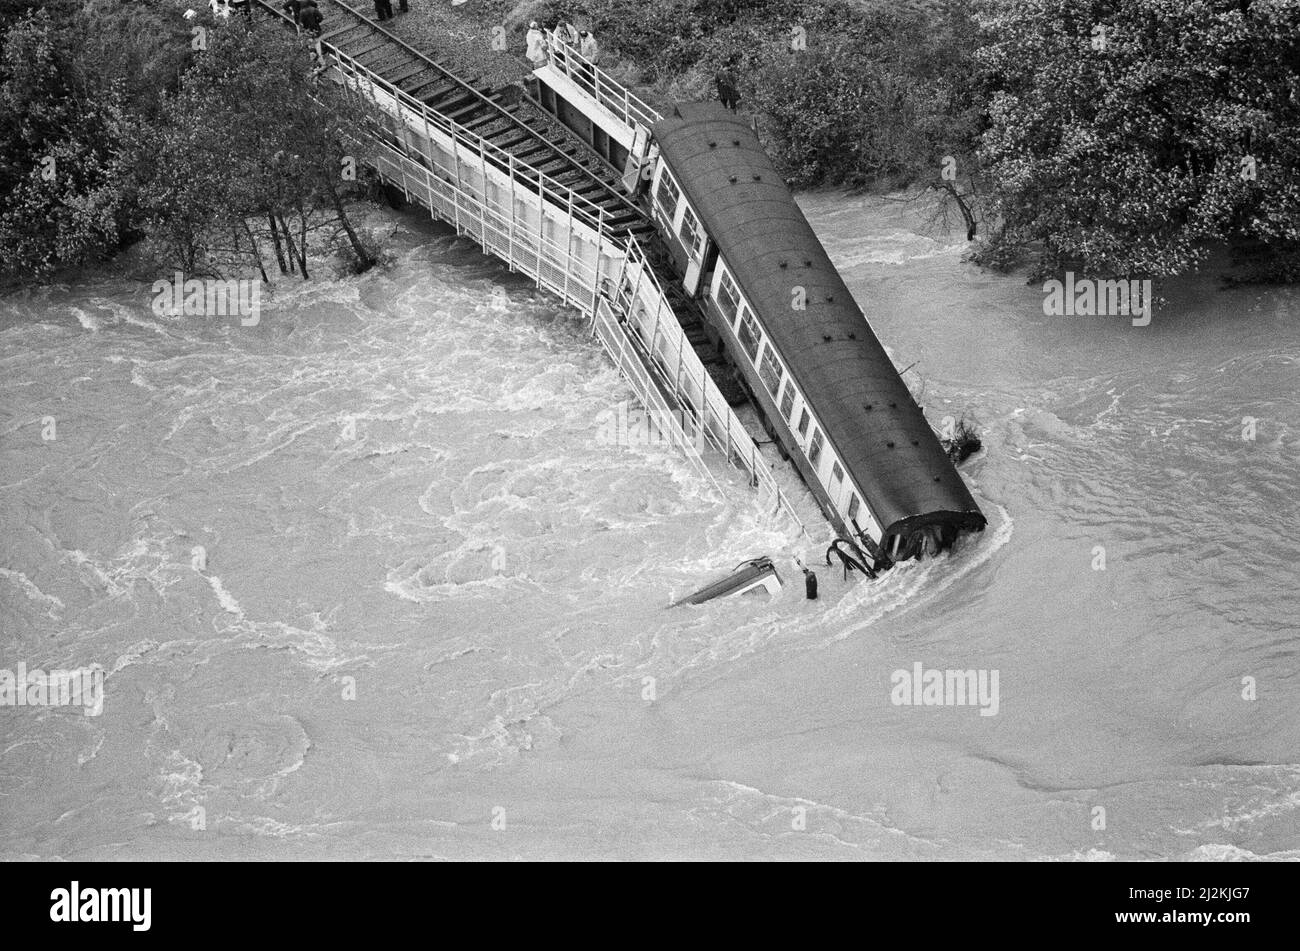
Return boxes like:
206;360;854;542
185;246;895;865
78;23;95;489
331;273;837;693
2;1;1296;286
0;0;378;284
976;0;1299;282
489;0;1298;283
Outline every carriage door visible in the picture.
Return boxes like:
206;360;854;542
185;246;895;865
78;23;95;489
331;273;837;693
679;205;707;296
621;125;652;196
829;461;846;511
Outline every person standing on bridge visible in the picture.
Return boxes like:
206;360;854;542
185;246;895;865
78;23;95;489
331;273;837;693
579;30;599;64
525;21;548;67
546;24;566;55
299;0;324;34
373;0;393;21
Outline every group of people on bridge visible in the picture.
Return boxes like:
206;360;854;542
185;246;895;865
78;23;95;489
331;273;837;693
192;0;323;34
205;0;252;20
525;20;600;69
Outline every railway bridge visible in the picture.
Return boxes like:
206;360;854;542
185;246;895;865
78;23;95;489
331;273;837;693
252;0;804;531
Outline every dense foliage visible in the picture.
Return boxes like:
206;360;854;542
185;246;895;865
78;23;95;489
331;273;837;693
0;1;170;278
496;0;1297;281
3;0;1297;284
503;0;982;189
0;1;376;282
975;0;1300;280
131;18;378;279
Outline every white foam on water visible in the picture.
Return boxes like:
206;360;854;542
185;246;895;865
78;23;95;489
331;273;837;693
69;306;102;331
3;200;1298;860
696;779;942;857
819;501;1014;646
0;567;65;617
205;574;246;618
1184;844;1300;862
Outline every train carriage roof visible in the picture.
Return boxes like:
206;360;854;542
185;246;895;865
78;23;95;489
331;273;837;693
652;102;983;533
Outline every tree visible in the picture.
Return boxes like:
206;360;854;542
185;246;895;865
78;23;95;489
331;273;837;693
0;1;193;281
1;6;381;284
739;2;983;193
0;11;129;277
133;18;379;279
974;0;1300;281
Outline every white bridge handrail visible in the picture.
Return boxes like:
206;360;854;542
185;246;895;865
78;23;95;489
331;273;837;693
609;235;803;528
365;124;726;494
281;9;803;531
255;0;616;235
544;39;661;135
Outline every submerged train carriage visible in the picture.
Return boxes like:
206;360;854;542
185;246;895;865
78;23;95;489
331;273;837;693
525;49;985;567
646;103;985;562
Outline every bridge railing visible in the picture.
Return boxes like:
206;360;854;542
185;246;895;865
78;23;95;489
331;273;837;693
255;2;803;531
588;295;720;488
608;236;803;527
368;124;720;490
370;110;801;526
543;39;661;135
254;0;613;236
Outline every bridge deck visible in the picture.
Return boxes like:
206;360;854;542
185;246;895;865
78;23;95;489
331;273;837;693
252;1;804;531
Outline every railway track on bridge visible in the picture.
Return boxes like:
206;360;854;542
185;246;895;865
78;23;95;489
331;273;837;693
254;0;749;405
256;0;654;242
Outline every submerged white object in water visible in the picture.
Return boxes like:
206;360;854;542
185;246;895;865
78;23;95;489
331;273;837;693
671;557;782;607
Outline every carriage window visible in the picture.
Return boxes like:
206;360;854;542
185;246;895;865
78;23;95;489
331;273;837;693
679;206;704;256
796;407;810;438
779;381;796;422
737;306;761;360
758;344;783;397
656;170;680;221
847;493;861;523
715;269;740;323
809;428;824;468
831;461;844;488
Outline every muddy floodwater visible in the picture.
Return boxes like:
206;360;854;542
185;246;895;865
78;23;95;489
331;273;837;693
2;196;1297;859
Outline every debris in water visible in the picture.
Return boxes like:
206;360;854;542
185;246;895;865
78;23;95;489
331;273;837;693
944;417;982;464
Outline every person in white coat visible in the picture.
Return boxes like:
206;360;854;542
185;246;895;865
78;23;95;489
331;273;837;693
525;21;549;67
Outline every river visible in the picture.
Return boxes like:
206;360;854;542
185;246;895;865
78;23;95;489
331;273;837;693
1;196;1297;860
